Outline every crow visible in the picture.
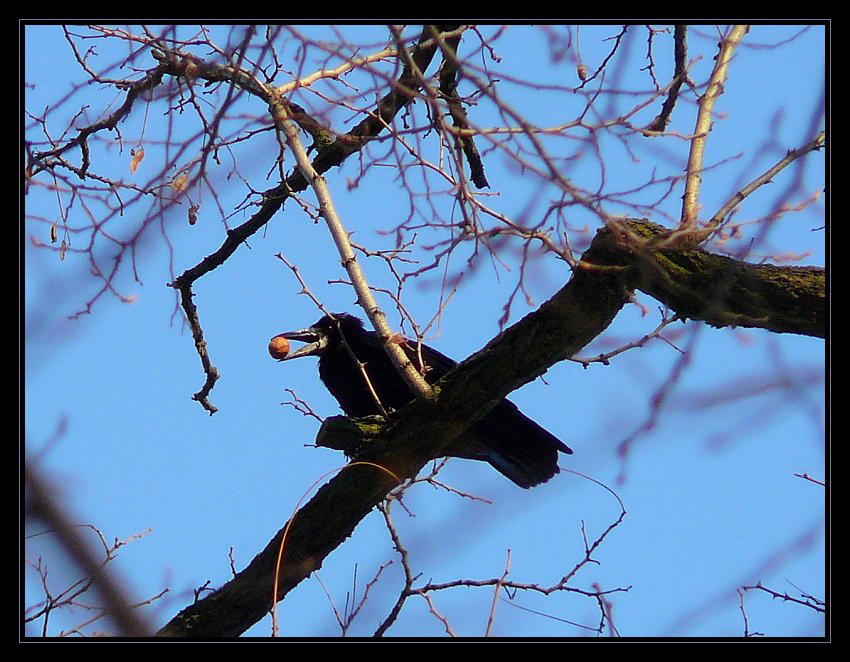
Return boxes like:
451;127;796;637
273;313;571;488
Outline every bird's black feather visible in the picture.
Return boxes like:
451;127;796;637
277;313;571;488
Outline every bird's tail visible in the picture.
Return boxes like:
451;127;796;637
447;400;571;489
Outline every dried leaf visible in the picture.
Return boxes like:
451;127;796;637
171;173;189;193
129;147;145;174
577;63;588;81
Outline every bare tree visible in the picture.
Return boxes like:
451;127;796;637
24;24;825;638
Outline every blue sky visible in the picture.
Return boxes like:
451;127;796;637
24;24;826;638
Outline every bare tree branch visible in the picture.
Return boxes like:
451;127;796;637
680;25;750;230
272;97;433;400
709;130;826;227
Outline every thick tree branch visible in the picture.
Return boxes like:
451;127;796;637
596;220;825;338
156;216;822;636
156;222;632;637
680;25;749;229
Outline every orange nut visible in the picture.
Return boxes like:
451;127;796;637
268;335;291;360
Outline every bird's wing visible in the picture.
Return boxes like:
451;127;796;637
399;335;457;382
338;323;571;488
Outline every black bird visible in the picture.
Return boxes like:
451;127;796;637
274;313;571;488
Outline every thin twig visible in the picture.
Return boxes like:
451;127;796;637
571;308;682;367
739;581;825;613
25;467;152;636
708;130;825;227
793;472;825;487
484;549;511;636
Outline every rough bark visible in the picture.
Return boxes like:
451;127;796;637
595;220;825;338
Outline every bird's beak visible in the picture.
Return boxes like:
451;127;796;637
275;326;329;360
